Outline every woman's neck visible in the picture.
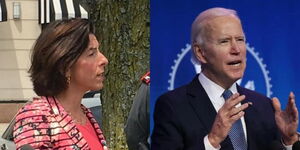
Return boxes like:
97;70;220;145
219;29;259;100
56;87;88;125
56;86;86;114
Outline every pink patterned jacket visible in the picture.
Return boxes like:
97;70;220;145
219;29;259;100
13;96;107;150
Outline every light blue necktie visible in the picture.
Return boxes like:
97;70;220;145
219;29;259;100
223;90;247;150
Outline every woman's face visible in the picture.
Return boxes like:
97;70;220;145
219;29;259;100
69;34;108;92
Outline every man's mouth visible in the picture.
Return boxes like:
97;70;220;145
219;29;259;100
227;60;242;67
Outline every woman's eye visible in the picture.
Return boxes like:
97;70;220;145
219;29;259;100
88;52;95;56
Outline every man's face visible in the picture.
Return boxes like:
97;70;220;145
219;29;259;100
196;15;246;88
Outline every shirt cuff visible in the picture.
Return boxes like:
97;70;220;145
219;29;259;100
282;140;293;150
204;135;221;150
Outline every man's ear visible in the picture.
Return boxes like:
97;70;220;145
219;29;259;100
193;43;207;64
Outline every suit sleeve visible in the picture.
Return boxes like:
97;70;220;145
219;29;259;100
151;94;184;150
125;83;150;150
13;106;52;149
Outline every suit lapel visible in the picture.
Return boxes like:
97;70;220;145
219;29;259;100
237;86;260;150
186;76;216;132
45;96;88;149
185;79;264;149
186;75;233;148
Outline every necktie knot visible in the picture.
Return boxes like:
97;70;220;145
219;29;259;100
223;89;233;100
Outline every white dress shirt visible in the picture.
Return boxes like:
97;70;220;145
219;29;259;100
198;73;247;150
198;73;292;150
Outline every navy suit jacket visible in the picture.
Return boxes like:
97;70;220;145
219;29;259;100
151;75;281;150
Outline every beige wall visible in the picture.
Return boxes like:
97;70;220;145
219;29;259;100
0;0;40;101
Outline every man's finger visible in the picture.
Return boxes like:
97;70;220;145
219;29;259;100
287;92;295;107
287;92;298;121
230;111;245;123
272;97;281;112
229;103;249;117
225;94;246;109
289;92;295;101
227;93;240;101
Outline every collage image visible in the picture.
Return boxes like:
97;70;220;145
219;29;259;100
0;0;300;150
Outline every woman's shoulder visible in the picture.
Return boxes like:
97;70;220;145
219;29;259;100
13;97;54;149
15;96;52;120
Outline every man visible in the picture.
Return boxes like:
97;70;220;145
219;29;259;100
151;8;298;150
125;72;150;150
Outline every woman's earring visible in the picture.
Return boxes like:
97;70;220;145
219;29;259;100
67;76;71;85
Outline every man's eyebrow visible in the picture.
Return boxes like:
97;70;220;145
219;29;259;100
236;35;245;38
217;37;231;41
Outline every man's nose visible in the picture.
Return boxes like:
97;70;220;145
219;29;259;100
230;40;241;54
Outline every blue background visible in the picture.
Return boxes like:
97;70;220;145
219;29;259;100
150;0;300;133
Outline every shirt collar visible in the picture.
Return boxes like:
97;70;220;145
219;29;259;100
198;73;238;103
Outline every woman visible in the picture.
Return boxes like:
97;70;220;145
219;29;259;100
13;18;109;150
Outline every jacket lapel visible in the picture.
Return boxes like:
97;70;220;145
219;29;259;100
82;105;107;146
186;76;216;132
186;75;233;148
45;96;88;149
237;86;260;150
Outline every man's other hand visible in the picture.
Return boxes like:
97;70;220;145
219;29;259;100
272;92;298;145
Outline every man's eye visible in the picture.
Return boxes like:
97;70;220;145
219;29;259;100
238;38;245;42
236;37;245;42
219;40;229;44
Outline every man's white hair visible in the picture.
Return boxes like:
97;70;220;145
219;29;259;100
190;7;240;64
